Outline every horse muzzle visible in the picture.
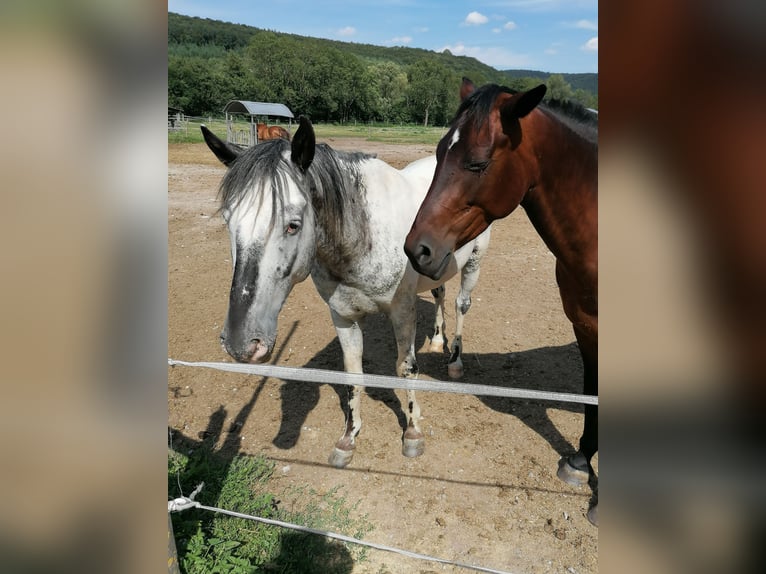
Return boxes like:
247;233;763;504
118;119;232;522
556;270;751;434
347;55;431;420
404;236;452;281
220;331;273;363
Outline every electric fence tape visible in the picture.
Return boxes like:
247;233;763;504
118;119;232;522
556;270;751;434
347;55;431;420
168;359;597;405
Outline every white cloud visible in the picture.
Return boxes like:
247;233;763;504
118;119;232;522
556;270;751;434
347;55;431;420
573;19;598;30
439;43;531;68
494;0;597;11
415;26;429;33
337;26;356;37
492;28;501;34
582;36;598;52
463;12;489;26
388;36;413;45
544;48;557;55
504;21;518;30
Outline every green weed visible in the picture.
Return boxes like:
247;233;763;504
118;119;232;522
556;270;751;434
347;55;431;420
169;446;372;574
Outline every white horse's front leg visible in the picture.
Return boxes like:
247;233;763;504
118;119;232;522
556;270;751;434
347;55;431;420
390;297;425;458
328;311;365;469
429;285;447;352
448;229;491;379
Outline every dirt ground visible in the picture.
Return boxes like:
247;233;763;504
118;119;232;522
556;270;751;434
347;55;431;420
168;137;597;574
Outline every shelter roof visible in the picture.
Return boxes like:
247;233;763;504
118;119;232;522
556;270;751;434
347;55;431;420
223;100;294;118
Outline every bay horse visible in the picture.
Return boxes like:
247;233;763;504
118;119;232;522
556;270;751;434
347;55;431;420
404;78;598;524
201;117;492;468
257;122;291;142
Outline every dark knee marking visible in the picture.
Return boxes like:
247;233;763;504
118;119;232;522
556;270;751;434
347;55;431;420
403;362;419;377
431;286;445;298
458;297;472;315
464;254;481;272
400;353;419;377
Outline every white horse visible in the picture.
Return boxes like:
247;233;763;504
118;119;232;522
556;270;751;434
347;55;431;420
202;117;491;467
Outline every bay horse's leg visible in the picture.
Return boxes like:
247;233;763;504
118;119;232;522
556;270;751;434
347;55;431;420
556;325;597;485
447;229;491;379
327;311;365;469
429;285;447;352
390;296;425;458
556;325;598;525
553;262;598;524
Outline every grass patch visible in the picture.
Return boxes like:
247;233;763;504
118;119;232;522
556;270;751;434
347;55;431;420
169;445;372;573
168;119;229;144
168;119;447;146
313;122;448;146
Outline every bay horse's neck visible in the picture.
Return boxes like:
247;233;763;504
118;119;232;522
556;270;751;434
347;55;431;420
519;110;598;280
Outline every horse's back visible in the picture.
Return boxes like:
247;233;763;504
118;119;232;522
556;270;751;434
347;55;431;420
269;126;291;141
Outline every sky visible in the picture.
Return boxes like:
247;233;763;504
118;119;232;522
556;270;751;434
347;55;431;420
168;0;598;74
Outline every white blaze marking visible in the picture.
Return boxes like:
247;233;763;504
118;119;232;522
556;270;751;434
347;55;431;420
448;127;460;150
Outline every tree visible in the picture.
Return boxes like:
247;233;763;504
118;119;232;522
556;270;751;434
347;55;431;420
368;62;408;122
573;88;598;109
406;59;452;127
168;56;229;115
545;74;574;102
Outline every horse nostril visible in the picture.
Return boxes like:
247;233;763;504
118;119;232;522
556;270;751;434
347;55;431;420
414;242;433;266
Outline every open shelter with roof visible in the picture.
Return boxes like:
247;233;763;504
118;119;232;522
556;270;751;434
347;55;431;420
224;100;294;147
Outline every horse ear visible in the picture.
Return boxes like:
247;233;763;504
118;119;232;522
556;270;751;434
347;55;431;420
201;125;240;167
460;77;476;101
291;116;315;172
506;84;547;119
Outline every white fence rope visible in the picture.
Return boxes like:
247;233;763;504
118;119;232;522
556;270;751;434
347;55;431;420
169;484;517;574
167;358;597;405
168;358;593;571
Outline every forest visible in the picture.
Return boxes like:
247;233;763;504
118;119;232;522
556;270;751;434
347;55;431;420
168;12;598;123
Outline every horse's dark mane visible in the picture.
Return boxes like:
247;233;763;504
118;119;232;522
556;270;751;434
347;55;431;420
455;83;598;146
541;97;598;145
219;138;374;252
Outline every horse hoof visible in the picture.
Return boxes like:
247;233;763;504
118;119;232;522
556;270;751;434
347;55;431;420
557;457;590;487
328;447;354;468
402;436;425;458
587;502;598;526
447;361;464;379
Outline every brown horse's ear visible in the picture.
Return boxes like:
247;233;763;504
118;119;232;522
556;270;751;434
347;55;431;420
460;77;476;101
291;116;315;172
504;84;547;119
201;125;240;167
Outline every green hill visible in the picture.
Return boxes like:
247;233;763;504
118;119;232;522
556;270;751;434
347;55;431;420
502;69;597;94
168;12;597;119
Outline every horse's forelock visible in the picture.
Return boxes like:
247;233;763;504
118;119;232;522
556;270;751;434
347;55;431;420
218;139;297;221
217;139;373;251
454;84;515;132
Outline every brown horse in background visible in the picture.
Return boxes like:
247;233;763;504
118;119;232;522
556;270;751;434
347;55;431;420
257;122;291;142
404;78;598;525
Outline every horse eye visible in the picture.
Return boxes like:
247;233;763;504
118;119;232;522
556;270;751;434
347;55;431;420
285;221;301;235
465;160;489;173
